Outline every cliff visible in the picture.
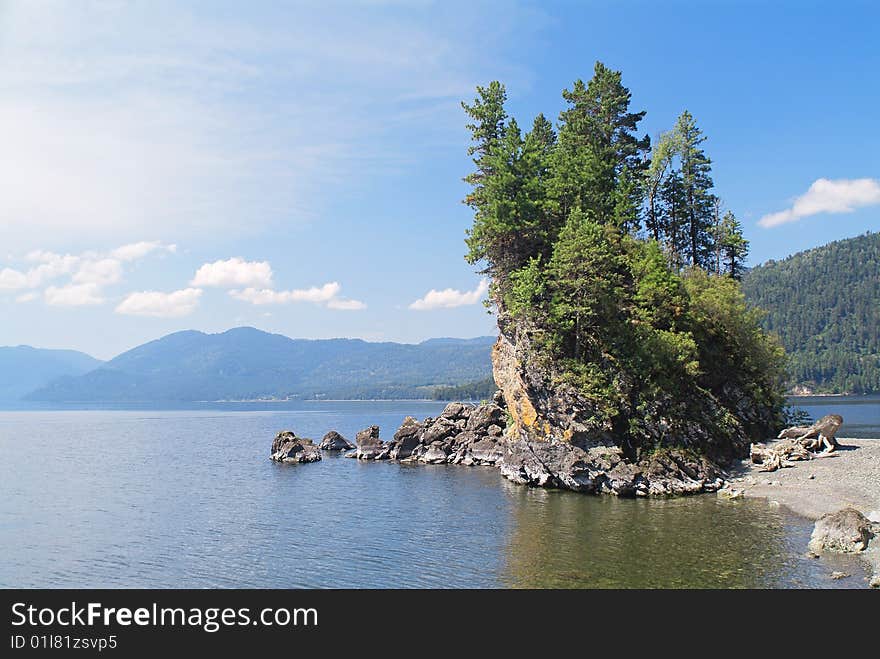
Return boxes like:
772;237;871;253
491;316;730;496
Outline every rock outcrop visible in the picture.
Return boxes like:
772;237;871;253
808;508;875;555
267;325;782;497
354;401;507;467
319;430;355;451
270;430;322;463
354;425;390;460
491;331;727;496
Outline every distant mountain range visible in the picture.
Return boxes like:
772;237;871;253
742;231;879;394
0;346;103;401
19;328;495;402
5;232;875;404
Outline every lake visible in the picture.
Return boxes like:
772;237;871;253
1;400;875;589
788;394;880;438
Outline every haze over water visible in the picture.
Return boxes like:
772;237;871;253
1;401;874;588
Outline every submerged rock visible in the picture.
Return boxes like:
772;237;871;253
319;430;355;451
270;430;322;463
808;508;874;554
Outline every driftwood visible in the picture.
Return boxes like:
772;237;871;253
777;413;843;451
752;414;844;472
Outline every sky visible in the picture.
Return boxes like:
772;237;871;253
1;0;878;360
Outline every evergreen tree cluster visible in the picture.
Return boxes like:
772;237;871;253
462;62;786;453
741;232;880;394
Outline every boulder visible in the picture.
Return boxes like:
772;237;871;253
440;402;472;420
355;425;389;460
390;416;424;460
466;437;505;465
421;417;458;445
319;430;355;451
270;430;322;463
465;402;504;432
808;508;874;554
422;443;449;464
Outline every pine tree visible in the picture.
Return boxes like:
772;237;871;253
718;211;749;279
658;169;687;268
645;131;678;242
548;209;628;360
675;111;715;269
549;62;649;227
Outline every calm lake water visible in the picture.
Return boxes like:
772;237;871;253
788;394;880;438
1;400;875;589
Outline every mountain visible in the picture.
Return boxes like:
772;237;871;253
741;231;880;394
27;328;495;402
0;346;103;401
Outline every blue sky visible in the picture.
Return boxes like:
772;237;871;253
1;0;878;359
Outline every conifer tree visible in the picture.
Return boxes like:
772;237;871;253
675;110;715;269
549;62;649;226
718;211;749;279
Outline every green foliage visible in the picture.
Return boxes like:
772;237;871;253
463;86;557;281
548;62;649;227
461;63;787;455
715;210;749;279
675;111;715;268
741;231;880;393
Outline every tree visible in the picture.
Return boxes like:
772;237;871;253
547;209;628;360
675;111;715;269
717;211;749;279
462;81;509;271
549;62;649;226
645;131;678;242
658;169;687;267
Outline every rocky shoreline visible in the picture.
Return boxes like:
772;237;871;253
270;393;726;497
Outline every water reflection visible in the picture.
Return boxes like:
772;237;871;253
501;484;866;588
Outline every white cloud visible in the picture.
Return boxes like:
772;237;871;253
22;253;81;287
115;288;203;318
72;258;123;286
229;282;365;310
111;241;177;261
326;298;367;311
409;279;489;310
15;292;38;303
44;283;104;307
0;241;177;303
191;258;273;288
759;178;880;228
229;282;340;305
0;268;29;290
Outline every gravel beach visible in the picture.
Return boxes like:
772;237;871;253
728;437;880;587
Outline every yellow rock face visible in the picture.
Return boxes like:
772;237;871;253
492;335;547;442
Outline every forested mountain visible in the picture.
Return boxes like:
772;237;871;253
0;346;103;401
26;328;494;402
742;232;880;394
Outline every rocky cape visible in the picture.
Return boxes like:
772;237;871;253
269;359;728;497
